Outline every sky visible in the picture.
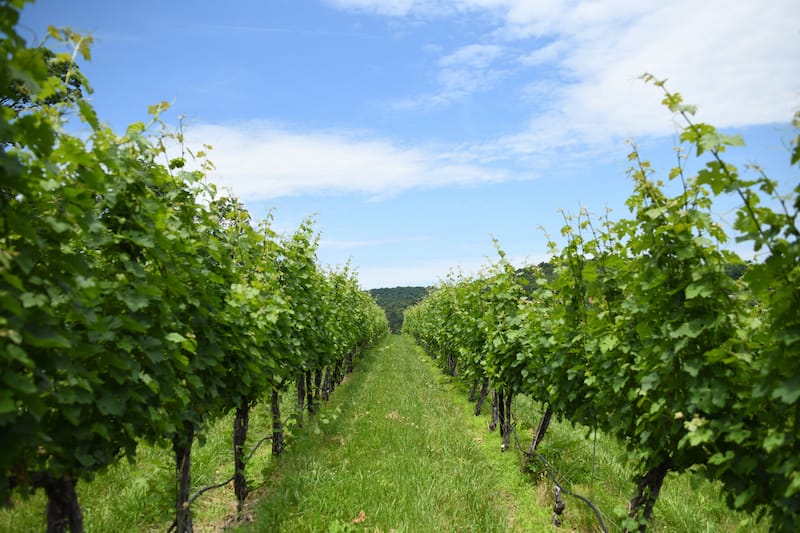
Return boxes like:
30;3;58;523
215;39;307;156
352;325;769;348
18;0;800;289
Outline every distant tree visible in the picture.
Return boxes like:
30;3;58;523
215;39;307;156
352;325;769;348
724;262;747;280
536;261;555;281
369;286;429;333
512;262;555;294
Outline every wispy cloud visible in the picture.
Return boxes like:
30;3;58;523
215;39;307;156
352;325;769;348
333;0;800;149
519;40;567;67
395;43;507;109
185;122;509;200
323;0;451;18
183;0;798;205
440;43;503;69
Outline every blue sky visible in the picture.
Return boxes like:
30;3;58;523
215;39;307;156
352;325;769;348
20;0;800;289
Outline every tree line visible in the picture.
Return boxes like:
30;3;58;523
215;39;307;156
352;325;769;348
369;286;429;333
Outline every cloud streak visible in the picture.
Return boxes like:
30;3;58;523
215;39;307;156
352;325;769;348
334;0;800;151
187;1;798;203
394;43;508;109
187;122;509;200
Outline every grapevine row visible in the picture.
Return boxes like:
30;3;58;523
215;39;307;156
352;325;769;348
404;81;799;532
0;6;388;532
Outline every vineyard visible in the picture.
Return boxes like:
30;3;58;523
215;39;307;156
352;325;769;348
403;83;800;531
3;1;799;532
1;4;387;532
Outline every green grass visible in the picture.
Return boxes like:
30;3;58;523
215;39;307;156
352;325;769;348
505;395;768;532
0;390;289;532
420;342;770;533
239;334;548;532
1;335;771;532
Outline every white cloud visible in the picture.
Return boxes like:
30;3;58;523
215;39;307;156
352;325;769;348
330;0;800;153
323;0;453;17
440;43;503;68
185;122;509;200
324;0;415;16
177;1;798;209
494;1;799;163
519;40;566;66
437;44;506;97
563;2;797;127
395;43;507;109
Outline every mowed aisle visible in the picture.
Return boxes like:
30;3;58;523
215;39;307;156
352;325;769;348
242;334;540;533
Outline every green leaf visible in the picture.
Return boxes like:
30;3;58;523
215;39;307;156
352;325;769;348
120;291;149;312
78;99;99;129
165;332;187;344
0;391;15;414
733;487;755;509
685;281;713;299
75;449;95;467
25;328;71;348
5;328;23;345
91;421;111;441
139;371;159;393
670;319;707;339
682;360;701;377
97;393;125;416
786;472;800;498
708;451;734;465
19;292;47;308
640;373;660;393
44;216;71;234
763;432;785;453
771;377;800;404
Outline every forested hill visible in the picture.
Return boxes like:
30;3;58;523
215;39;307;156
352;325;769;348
369;286;429;333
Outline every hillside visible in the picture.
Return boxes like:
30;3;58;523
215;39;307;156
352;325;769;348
369;286;429;333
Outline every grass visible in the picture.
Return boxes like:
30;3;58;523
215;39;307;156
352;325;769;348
505;395;768;532
423;345;770;533
1;334;771;532
239;334;548;532
0;389;291;532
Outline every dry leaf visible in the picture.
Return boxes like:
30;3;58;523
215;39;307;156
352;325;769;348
352;510;366;524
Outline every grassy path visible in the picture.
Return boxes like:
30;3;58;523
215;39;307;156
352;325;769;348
240;334;547;532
